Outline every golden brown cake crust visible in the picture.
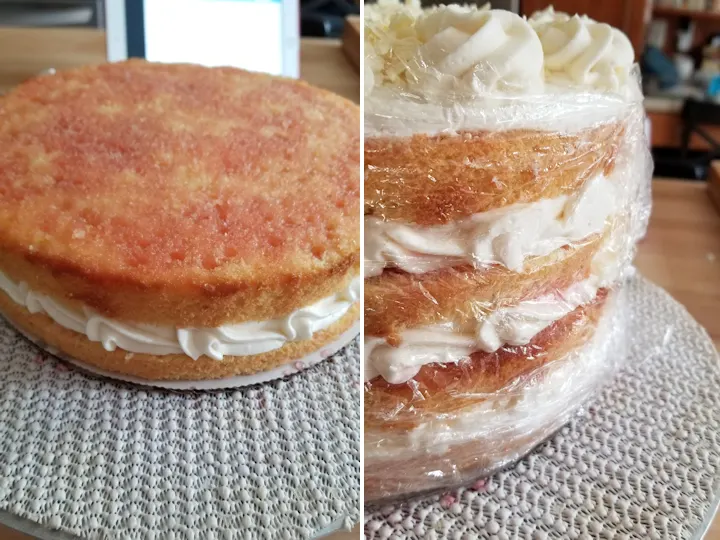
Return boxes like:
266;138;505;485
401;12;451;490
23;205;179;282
0;289;359;381
0;60;359;325
365;234;603;338
364;123;623;225
364;289;607;430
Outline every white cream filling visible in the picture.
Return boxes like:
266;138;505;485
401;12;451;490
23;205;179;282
366;288;621;458
0;271;360;361
365;172;618;278
364;233;623;384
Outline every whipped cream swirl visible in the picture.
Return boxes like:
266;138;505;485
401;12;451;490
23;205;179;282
0;271;359;360
365;1;637;99
532;11;634;92
528;5;574;27
366;5;544;96
365;172;618;278
413;8;544;94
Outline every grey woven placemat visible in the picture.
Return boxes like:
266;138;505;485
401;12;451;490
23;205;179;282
0;325;360;539
365;275;720;539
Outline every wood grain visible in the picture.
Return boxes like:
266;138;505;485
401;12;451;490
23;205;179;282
710;162;720;213
0;530;30;540
343;16;361;69
301;37;359;104
653;5;720;22
647;109;720;149
635;180;720;350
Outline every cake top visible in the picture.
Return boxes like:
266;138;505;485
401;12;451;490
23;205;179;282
0;61;359;288
365;1;636;100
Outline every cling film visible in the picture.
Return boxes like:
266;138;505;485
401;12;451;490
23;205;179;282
363;0;652;502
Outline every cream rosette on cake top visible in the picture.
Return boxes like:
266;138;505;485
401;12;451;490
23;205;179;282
364;2;641;136
366;4;544;97
530;7;635;92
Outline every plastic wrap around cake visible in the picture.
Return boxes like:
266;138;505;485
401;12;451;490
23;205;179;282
363;1;653;503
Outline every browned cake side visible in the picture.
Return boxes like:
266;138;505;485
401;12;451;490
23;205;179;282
0;289;359;380
365;233;604;338
0;60;360;326
365;122;623;225
364;290;610;502
364;289;608;431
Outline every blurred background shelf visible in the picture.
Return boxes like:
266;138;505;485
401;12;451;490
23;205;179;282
0;0;103;28
653;5;720;21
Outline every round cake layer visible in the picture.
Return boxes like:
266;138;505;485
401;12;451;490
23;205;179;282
0;288;359;380
0;269;359;361
0;60;360;326
365;232;604;338
365;288;608;431
364;289;620;502
365;169;620;278
364;122;623;225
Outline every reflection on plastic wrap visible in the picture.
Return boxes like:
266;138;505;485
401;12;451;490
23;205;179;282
365;288;627;502
363;2;653;503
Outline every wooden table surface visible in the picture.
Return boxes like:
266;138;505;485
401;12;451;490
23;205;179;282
635;180;720;350
0;26;360;540
0;27;359;104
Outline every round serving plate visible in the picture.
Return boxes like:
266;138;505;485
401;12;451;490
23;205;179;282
365;275;720;540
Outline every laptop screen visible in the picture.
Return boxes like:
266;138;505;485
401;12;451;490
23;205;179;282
107;0;299;78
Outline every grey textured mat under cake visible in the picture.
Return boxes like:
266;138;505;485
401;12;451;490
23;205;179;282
365;276;720;539
0;329;360;539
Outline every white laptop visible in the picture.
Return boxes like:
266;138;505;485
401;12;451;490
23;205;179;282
105;0;300;78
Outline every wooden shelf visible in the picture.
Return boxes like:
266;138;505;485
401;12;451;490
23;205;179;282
653;5;720;22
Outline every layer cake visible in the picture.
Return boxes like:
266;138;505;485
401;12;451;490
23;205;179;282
0;60;360;381
363;1;651;501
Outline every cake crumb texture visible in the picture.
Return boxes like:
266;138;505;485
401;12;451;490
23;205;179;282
0;60;360;324
365;289;608;430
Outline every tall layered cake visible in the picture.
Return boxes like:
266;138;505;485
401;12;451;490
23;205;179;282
0;60;360;382
364;2;651;501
